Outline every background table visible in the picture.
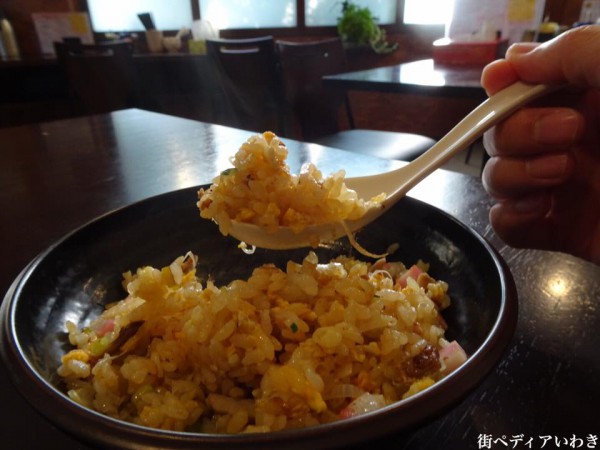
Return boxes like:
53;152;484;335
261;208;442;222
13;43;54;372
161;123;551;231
1;109;598;449
323;59;487;99
323;58;489;142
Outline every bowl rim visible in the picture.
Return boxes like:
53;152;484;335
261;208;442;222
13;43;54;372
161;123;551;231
0;186;518;449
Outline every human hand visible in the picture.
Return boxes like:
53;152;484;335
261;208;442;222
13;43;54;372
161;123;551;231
481;25;600;264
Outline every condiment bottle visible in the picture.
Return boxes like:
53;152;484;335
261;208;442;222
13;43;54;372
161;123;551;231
0;31;7;58
0;9;20;58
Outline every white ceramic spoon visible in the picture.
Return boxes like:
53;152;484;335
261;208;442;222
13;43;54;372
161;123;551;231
228;81;557;250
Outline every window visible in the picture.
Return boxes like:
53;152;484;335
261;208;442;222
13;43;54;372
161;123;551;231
87;0;193;32
197;0;397;30
85;1;450;34
305;0;397;27
403;0;454;25
198;0;296;31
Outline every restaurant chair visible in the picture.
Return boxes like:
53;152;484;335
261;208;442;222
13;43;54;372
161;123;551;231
206;36;288;135
54;41;142;115
276;38;436;161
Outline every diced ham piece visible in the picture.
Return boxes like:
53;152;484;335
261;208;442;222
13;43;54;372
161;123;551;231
439;340;468;375
94;319;115;337
395;265;423;289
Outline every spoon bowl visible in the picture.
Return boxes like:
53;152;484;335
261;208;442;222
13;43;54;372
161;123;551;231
228;81;558;250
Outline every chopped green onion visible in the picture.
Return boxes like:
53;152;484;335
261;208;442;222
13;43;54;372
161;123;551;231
88;335;112;357
132;384;154;403
290;322;298;333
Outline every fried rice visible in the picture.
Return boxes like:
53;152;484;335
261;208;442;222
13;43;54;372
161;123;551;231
197;131;385;239
58;251;467;433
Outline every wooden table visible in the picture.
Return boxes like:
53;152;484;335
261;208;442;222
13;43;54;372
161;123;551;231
1;109;598;449
323;58;486;99
323;58;489;141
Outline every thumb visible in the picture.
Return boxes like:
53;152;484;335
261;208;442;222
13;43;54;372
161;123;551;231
506;26;600;89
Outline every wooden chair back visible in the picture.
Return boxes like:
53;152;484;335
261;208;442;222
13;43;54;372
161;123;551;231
276;38;354;141
54;41;141;115
206;36;286;134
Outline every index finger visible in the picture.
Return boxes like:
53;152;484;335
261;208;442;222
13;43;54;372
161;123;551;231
481;58;521;96
507;26;600;88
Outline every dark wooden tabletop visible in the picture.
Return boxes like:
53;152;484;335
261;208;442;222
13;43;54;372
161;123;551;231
324;59;487;99
0;109;598;449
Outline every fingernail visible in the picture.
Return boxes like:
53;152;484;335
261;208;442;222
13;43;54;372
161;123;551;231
511;195;548;213
533;112;580;145
526;154;569;180
506;42;539;57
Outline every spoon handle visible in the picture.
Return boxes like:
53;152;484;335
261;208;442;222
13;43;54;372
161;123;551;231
388;81;558;201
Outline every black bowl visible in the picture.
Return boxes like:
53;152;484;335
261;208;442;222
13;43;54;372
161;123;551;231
0;186;517;449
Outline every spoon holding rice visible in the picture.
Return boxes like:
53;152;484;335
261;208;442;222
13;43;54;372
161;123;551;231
224;81;558;250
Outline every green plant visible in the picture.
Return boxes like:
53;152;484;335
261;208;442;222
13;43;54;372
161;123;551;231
336;1;398;54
